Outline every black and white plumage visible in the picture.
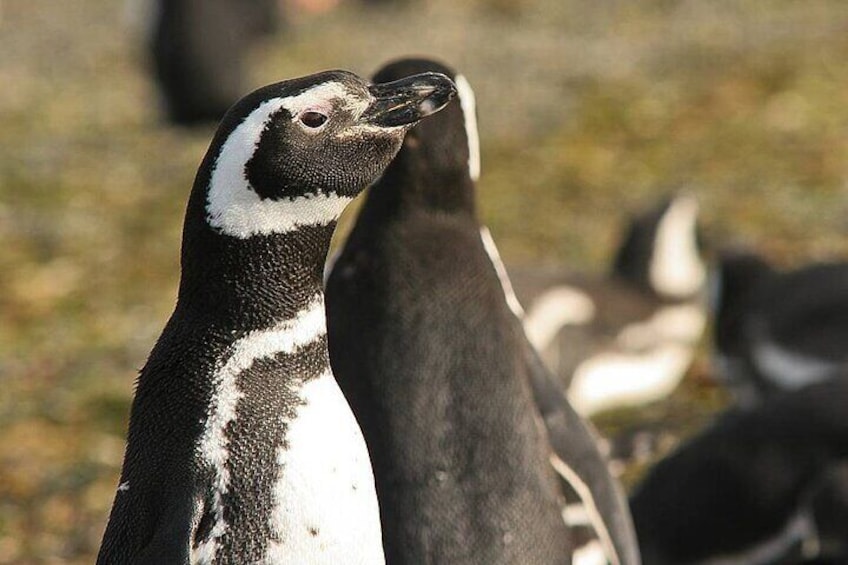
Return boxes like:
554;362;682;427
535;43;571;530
326;58;639;565
97;69;456;563
147;0;282;125
713;250;848;407
507;194;708;416
630;378;848;565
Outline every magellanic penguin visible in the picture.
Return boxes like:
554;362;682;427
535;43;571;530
97;69;456;563
146;0;282;125
713;249;848;407
629;377;848;565
506;194;708;416
325;58;640;565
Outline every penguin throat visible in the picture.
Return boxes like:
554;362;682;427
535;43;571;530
178;222;336;327
370;149;477;217
419;171;477;214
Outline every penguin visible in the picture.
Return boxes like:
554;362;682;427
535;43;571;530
710;250;775;404
148;0;282;126
804;462;848;562
713;249;848;407
97;68;456;563
326;57;639;565
507;194;708;416
629;377;848;565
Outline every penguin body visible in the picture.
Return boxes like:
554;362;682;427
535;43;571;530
97;69;456;563
714;251;848;406
326;58;639;565
508;194;707;416
630;378;848;565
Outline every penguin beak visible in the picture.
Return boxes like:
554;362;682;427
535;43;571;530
362;72;457;128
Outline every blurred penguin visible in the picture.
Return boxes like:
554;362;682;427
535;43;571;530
712;250;848;407
135;0;281;126
509;194;708;417
630;378;848;564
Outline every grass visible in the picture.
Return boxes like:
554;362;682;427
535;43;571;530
2;0;847;561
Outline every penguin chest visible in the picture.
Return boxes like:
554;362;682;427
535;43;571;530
191;296;384;564
194;368;385;565
265;371;385;564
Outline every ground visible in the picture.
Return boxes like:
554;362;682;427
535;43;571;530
1;0;847;562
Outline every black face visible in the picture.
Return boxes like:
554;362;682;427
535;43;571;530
219;70;456;201
245;92;397;200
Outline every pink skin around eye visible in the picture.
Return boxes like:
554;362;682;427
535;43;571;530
296;101;332;128
298;100;333;117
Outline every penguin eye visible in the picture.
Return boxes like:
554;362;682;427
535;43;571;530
299;111;328;129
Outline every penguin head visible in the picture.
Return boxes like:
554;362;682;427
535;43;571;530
612;192;706;299
200;69;456;238
372;58;480;184
711;249;774;356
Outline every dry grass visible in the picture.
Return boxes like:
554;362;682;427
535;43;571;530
2;0;847;561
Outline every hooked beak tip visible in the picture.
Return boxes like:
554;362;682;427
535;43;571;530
363;72;457;128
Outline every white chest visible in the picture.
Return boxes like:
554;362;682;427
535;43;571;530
264;371;385;564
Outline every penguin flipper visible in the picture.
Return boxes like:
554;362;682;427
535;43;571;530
523;338;641;565
97;485;196;565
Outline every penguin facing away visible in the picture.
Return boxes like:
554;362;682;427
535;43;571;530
713;250;848;407
629;377;848;565
97;69;456;564
326;58;639;565
507;194;708;416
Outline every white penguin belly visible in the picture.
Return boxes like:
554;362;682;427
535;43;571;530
264;371;386;565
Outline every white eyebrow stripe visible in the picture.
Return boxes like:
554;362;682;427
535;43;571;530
281;82;369;118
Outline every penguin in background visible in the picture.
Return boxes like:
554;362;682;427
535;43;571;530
712;249;848;407
142;0;420;126
630;248;848;564
145;0;282;126
326;57;639;565
97;68;456;563
629;377;848;565
506;193;708;417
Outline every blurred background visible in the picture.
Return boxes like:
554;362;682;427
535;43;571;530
1;0;848;562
